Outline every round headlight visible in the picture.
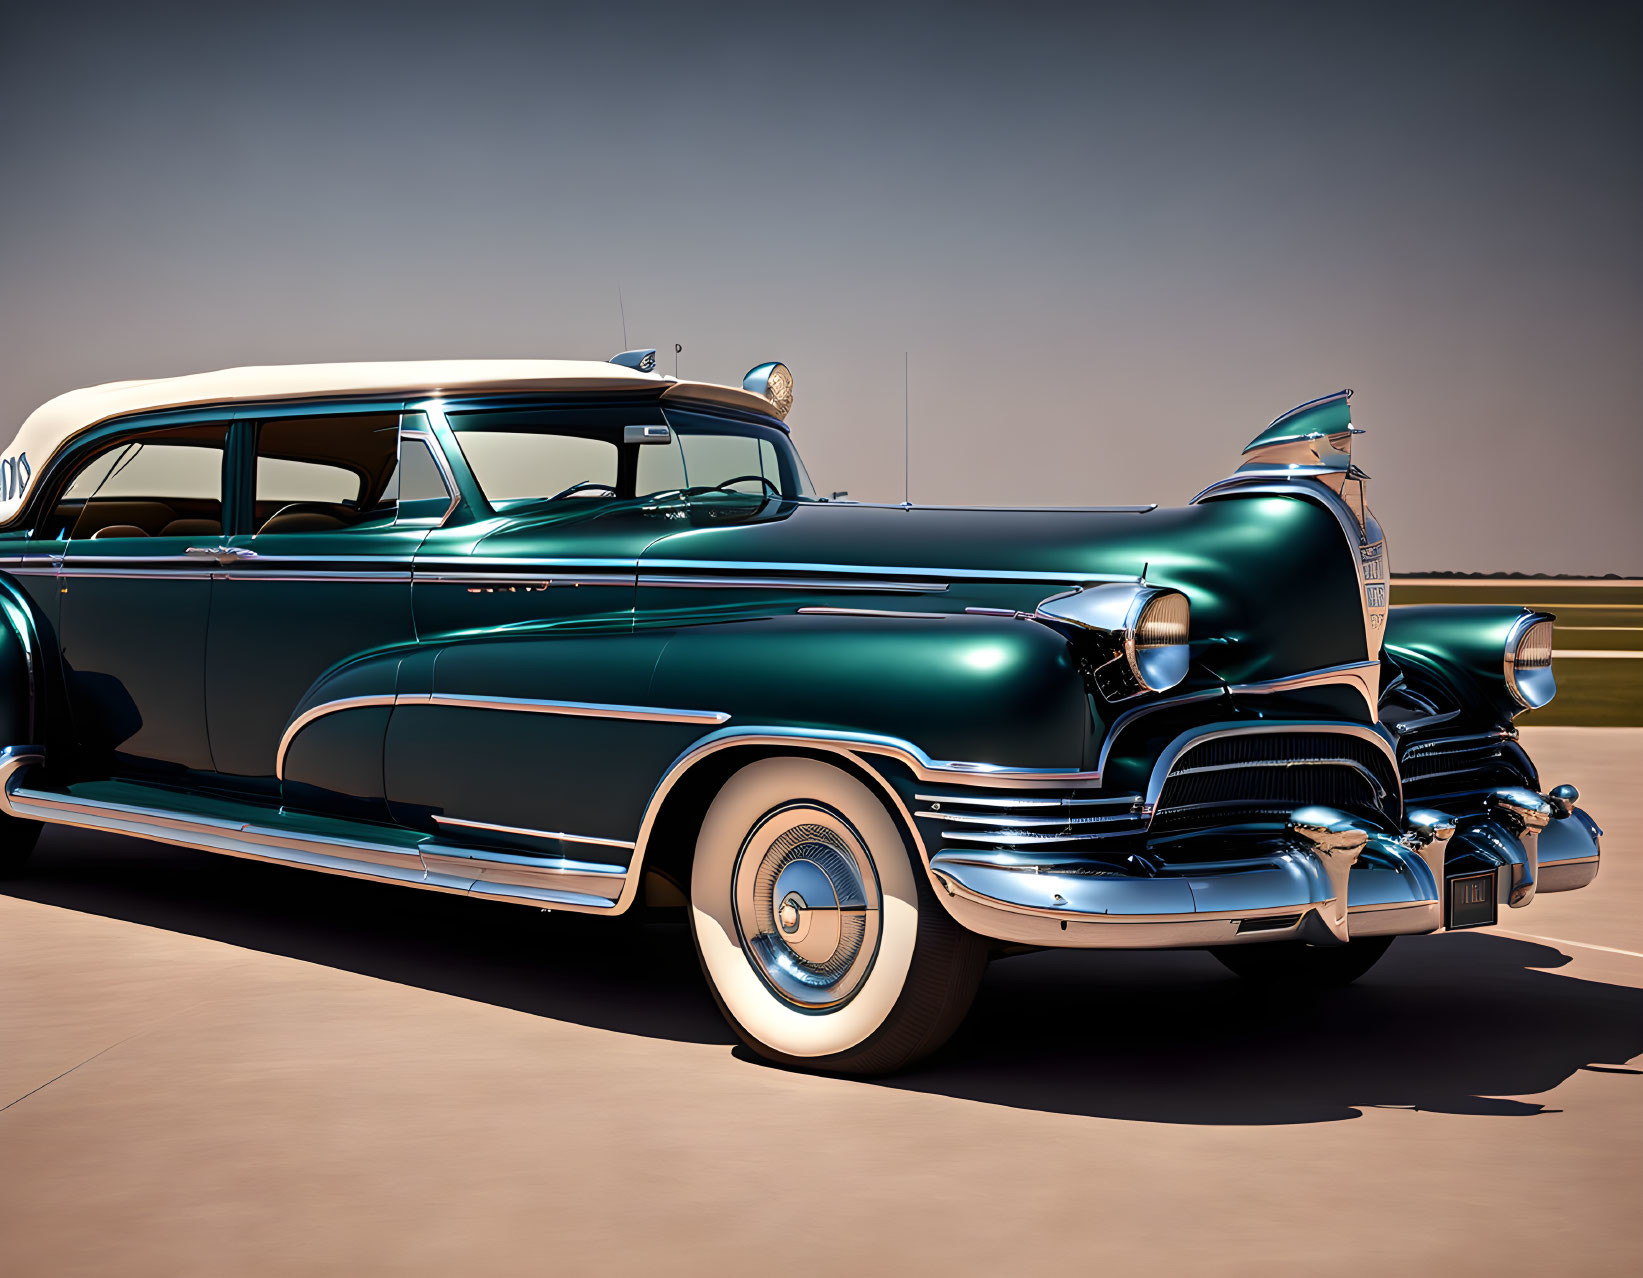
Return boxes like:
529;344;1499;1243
1129;589;1191;692
742;362;794;419
1505;613;1556;710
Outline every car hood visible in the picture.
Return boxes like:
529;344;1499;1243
634;497;1375;689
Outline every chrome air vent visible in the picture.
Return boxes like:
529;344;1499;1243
1149;729;1399;835
913;791;1147;871
1399;730;1532;801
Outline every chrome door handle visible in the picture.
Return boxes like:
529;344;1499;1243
184;545;259;564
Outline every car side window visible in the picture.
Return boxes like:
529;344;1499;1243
250;413;402;535
47;423;229;540
677;433;781;494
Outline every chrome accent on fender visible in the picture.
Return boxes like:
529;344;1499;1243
795;606;950;619
431;813;636;850
911;792;1139;809
274;694;398;778
913;809;1139;828
184;545;258;564
640;574;946;594
404;693;728;724
275;691;731;780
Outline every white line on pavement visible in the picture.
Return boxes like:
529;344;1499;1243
1496;929;1643;960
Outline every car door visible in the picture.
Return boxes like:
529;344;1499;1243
56;420;231;776
202;407;455;802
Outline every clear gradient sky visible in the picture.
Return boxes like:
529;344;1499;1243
2;1;1638;571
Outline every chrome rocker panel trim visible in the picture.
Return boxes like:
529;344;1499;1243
0;747;629;914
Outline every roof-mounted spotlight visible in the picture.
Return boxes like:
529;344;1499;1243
609;349;657;373
743;362;794;419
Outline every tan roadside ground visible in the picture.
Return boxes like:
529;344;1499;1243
1;728;1639;1277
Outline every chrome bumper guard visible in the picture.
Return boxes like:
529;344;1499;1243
924;785;1602;951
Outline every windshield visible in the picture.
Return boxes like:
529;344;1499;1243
448;403;814;507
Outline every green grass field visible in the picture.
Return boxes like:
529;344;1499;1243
1392;579;1643;727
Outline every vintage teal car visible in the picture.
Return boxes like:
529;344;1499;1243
0;359;1603;1073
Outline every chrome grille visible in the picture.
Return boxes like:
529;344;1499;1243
1150;731;1398;834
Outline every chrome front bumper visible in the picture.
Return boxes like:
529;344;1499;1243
925;792;1602;951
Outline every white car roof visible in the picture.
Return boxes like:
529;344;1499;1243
0;359;784;526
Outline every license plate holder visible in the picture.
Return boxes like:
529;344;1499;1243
1447;870;1498;930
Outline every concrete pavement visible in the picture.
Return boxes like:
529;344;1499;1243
2;727;1639;1276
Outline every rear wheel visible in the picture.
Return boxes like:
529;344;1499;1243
1211;936;1395;991
689;757;988;1075
0;812;42;879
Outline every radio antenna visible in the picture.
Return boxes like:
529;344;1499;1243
617;287;629;349
903;351;910;507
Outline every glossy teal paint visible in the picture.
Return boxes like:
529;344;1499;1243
1385;604;1545;722
0;383;1558;912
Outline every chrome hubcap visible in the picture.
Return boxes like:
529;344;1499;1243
732;804;882;1010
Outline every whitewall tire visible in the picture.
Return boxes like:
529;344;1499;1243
689;756;988;1075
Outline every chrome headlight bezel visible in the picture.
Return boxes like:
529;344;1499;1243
1504;611;1556;710
1034;582;1192;699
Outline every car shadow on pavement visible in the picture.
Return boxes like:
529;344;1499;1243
7;828;733;1047
10;827;1642;1125
886;932;1643;1124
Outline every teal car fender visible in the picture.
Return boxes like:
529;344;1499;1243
280;611;1090;886
1385;604;1552;722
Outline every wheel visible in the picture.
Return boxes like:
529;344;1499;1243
1210;936;1395;991
0;812;42;879
689;756;988;1075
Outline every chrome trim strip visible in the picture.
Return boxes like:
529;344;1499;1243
936;829;1139;846
414;572;634;587
914;809;1140;828
219;571;414;583
643;558;1134;585
274;694;397;777
911;793;1139;808
402;693;729;725
796;606;950;618
431;813;635;851
1;760;627;915
640;574;947;594
275;692;731;780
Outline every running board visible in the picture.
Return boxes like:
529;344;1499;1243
0;746;628;913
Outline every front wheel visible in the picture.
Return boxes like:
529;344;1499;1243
1210;936;1395;991
689;756;988;1075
